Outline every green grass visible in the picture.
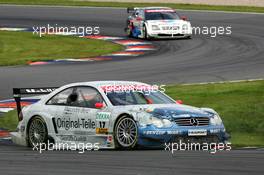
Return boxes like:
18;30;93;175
0;0;264;13
0;80;263;147
0;31;123;66
230;133;264;147
0;110;18;131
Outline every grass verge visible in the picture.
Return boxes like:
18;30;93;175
0;0;264;13
0;80;263;147
0;31;123;66
0;110;18;131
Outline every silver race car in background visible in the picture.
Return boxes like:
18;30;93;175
11;81;229;150
125;7;192;39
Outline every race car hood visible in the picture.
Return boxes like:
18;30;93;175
149;105;214;120
146;19;189;26
127;104;214;120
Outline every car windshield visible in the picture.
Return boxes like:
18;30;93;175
105;90;175;106
145;11;180;20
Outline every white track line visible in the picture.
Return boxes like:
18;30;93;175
176;9;264;15
182;78;263;86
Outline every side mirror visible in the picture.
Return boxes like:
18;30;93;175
146;98;153;104
95;102;104;109
181;16;187;21
176;100;183;104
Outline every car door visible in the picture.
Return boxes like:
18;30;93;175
46;86;110;144
73;86;110;139
46;87;79;139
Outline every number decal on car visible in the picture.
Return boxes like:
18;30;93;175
96;112;111;134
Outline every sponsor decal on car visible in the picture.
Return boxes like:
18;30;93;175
96;112;110;121
24;88;56;93
145;9;175;13
56;118;96;130
188;129;207;136
96;112;111;134
58;135;88;142
143;130;179;135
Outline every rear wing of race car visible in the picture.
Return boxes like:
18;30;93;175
13;87;58;120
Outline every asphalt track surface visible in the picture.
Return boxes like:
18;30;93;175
0;5;264;175
0;5;264;99
0;140;263;175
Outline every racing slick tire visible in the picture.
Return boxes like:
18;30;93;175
143;25;150;40
27;116;48;148
127;27;133;37
126;21;133;38
114;115;138;149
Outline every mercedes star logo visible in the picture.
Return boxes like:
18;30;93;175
190;118;199;126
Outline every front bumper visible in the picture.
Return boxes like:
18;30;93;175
149;33;191;39
137;124;230;148
148;29;192;39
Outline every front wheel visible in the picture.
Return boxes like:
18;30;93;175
28;116;48;148
126;21;133;37
143;26;149;40
114;116;138;149
126;26;133;37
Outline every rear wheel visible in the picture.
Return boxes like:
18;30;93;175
28;116;48;148
114;116;138;149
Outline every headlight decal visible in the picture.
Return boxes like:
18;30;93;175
210;114;223;125
151;25;160;31
182;24;188;30
137;112;172;128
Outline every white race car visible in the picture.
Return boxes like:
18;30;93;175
125;7;192;39
11;81;229;150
